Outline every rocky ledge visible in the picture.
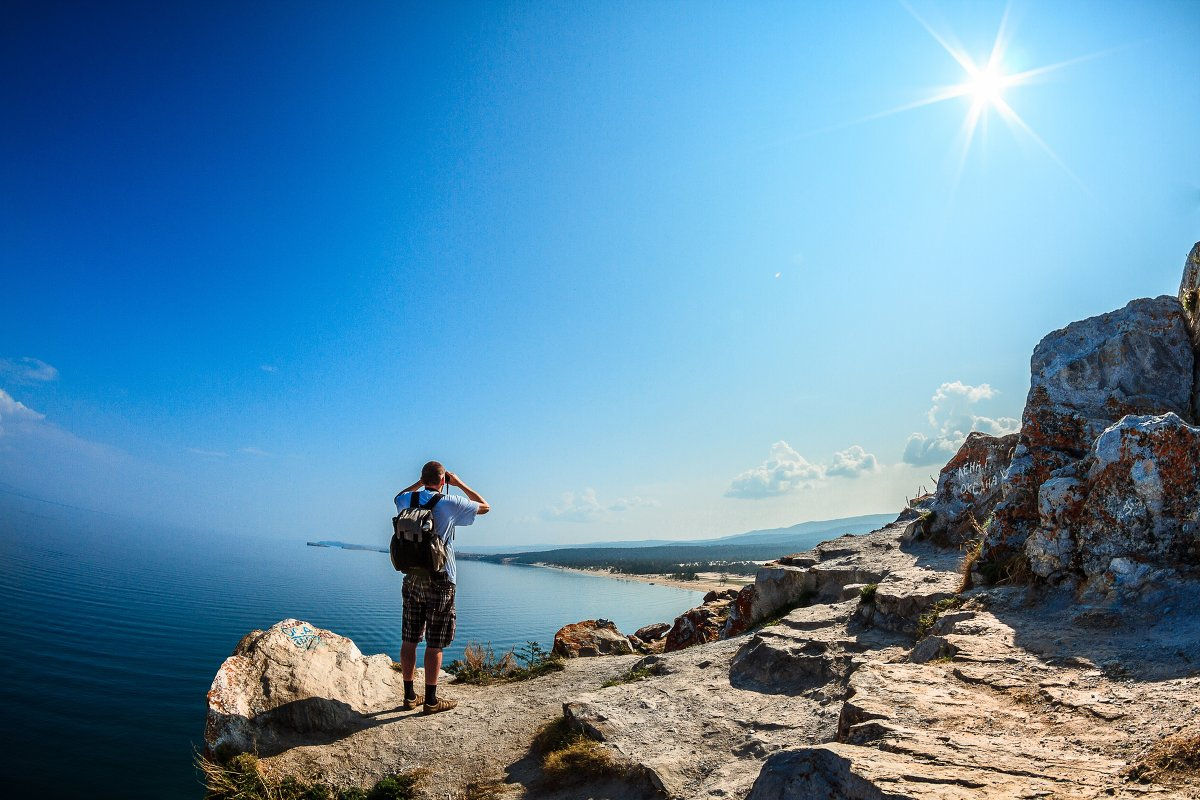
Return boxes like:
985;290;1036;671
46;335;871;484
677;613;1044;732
205;244;1200;799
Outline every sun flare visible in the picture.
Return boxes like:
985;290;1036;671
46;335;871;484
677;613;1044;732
965;64;1010;107
887;0;1096;190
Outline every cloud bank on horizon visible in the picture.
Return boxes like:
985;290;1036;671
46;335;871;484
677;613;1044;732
540;488;661;523
727;380;1019;499
725;440;876;499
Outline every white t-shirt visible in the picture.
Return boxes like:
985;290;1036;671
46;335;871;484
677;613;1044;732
394;489;479;584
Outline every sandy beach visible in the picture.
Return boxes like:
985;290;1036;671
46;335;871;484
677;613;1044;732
531;562;754;594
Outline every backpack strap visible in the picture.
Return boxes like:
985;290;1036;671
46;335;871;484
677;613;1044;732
408;492;422;509
421;492;443;511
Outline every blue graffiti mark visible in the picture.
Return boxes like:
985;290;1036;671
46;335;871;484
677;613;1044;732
285;624;322;650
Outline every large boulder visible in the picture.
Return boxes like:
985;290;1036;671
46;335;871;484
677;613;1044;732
205;619;404;759
552;619;635;658
920;431;1018;545
1025;412;1200;597
983;295;1194;576
632;622;670;642
664;595;735;652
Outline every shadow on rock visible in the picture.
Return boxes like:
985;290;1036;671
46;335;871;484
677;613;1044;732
209;696;412;759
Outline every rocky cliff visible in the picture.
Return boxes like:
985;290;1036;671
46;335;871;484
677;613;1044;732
204;245;1200;799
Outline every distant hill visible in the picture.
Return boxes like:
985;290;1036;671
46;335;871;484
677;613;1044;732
460;512;898;575
458;512;896;555
308;540;387;553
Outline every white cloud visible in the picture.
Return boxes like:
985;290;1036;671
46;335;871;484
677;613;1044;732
239;446;274;457
0;357;59;383
903;381;1019;466
542;489;604;522
827;444;881;478
541;488;660;522
725;441;827;499
0;389;45;436
0;388;120;464
188;448;228;458
607;495;660;512
902;432;963;466
926;381;997;427
260;364;278;373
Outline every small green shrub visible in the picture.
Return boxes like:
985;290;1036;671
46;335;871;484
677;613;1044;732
1182;288;1199;314
366;773;422;800
915;596;963;639
600;661;662;688
755;590;817;629
859;583;878;604
447;640;564;685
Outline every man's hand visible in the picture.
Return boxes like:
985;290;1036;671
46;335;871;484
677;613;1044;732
444;471;489;514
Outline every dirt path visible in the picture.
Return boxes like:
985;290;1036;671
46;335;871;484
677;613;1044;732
257;655;654;799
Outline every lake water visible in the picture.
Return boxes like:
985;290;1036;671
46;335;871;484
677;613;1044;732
0;500;703;798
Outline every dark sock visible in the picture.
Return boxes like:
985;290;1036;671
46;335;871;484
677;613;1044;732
403;680;416;701
425;684;437;705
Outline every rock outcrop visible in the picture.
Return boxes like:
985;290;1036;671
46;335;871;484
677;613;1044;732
663;589;739;652
633;621;670;643
1026;412;1200;596
1181;242;1200;419
205;620;406;759
718;522;961;639
983;293;1195;579
918;431;1018;545
552;618;635;658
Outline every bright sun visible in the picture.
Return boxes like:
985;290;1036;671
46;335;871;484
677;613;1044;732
793;2;1098;191
887;0;1093;188
966;64;1010;107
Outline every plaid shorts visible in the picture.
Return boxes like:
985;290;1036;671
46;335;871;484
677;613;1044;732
401;574;457;649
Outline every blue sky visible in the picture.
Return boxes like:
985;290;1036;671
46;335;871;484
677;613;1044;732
2;0;1197;546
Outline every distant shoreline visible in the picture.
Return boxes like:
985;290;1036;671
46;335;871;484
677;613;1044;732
530;562;753;594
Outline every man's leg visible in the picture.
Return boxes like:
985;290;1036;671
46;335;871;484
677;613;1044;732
423;646;442;688
400;578;426;706
421;581;457;713
399;640;419;682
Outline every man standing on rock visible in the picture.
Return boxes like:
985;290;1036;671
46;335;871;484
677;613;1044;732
394;461;490;714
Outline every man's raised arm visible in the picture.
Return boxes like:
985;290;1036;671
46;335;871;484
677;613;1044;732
445;472;490;514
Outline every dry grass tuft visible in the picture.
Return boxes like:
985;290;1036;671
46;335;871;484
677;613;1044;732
1007;687;1041;706
459;780;509;800
531;716;579;755
198;752;273;799
532;716;628;789
541;739;624;787
1128;733;1200;783
196;750;424;800
959;516;987;592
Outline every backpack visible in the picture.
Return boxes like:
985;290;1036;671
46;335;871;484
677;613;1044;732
390;492;449;577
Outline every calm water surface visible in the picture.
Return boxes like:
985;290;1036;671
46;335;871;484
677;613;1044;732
0;502;703;798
